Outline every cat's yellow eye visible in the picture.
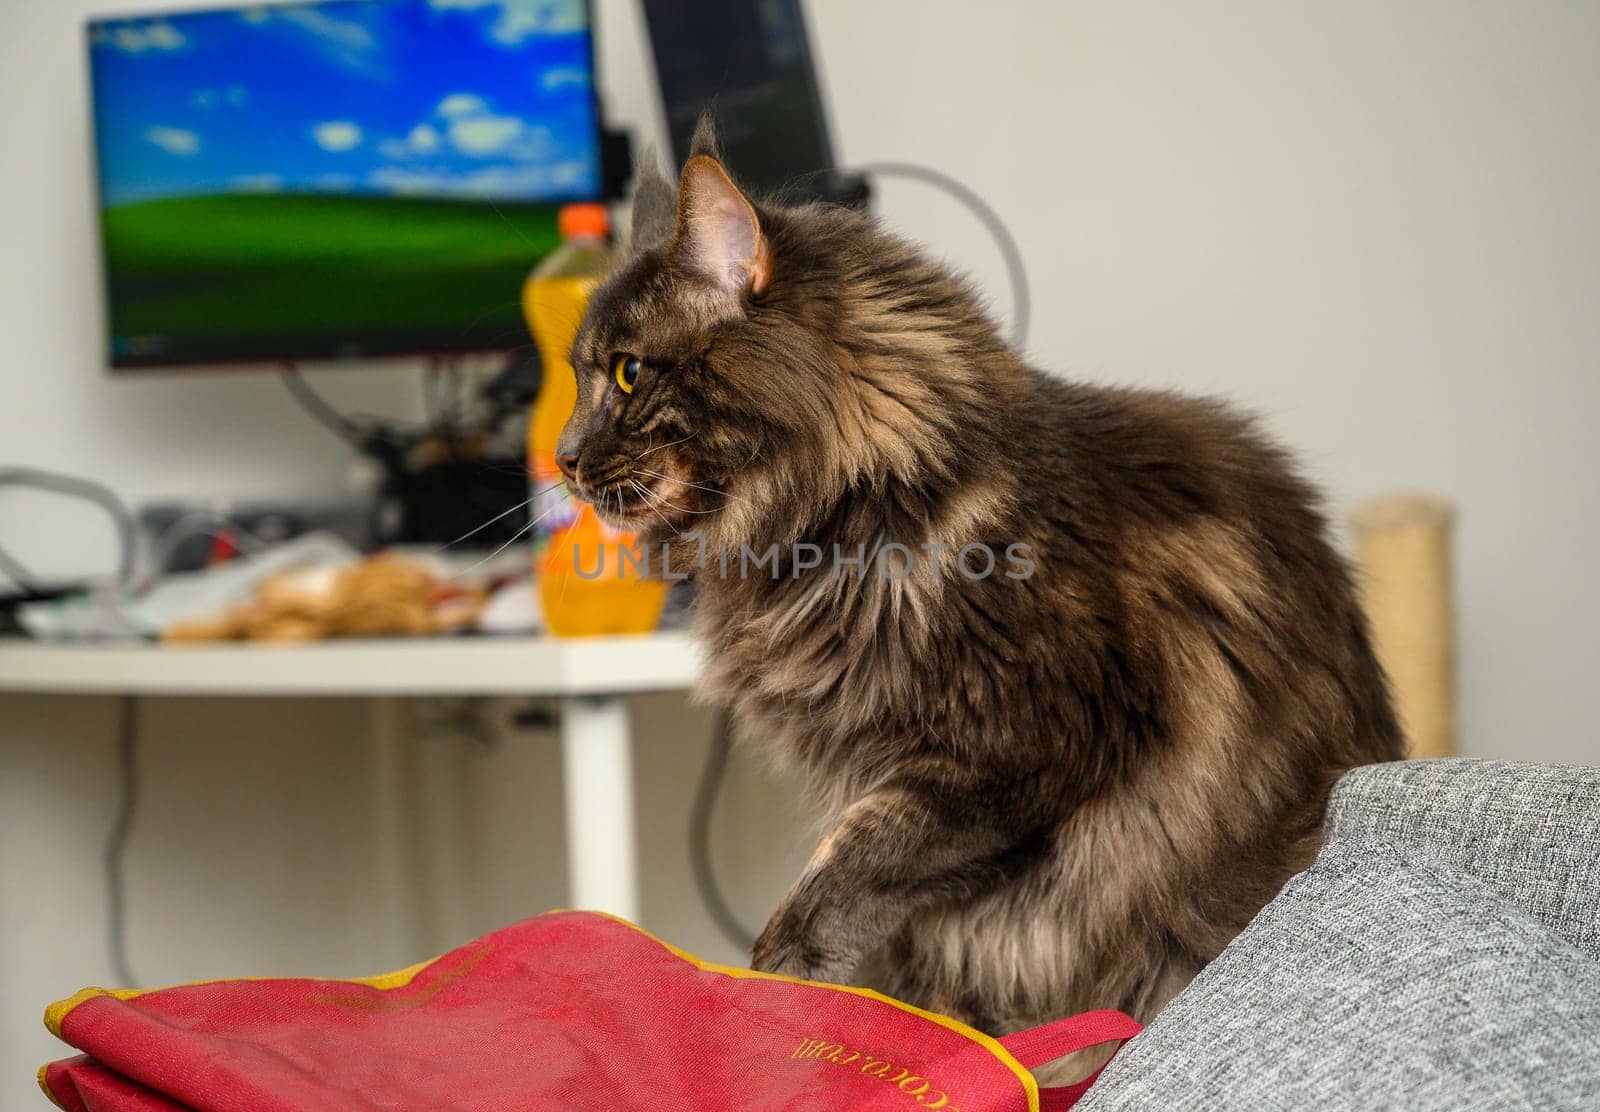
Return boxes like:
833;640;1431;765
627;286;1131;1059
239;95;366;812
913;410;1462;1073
612;353;642;394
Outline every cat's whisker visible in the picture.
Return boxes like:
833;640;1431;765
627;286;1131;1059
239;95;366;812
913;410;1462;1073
633;468;747;504
447;519;538;580
636;432;696;460
435;496;534;553
628;478;682;536
629;476;721;516
447;498;565;579
612;487;632;531
431;485;556;553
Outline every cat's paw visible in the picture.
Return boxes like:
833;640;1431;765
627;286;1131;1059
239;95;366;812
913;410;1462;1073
750;917;839;983
749;921;803;976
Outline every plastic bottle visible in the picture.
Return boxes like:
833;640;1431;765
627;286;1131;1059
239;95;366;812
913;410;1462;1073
523;204;669;637
525;203;613;545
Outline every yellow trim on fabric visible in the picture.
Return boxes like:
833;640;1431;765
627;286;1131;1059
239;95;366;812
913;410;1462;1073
44;988;141;1039
40;912;1040;1112
37;1061;65;1109
578;911;1042;1112
345;957;437;990
43;958;438;1039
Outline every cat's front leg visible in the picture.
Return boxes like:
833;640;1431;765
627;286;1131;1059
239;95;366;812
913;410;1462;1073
750;770;1022;984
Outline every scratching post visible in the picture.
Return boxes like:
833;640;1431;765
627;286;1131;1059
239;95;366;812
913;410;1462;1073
1350;495;1457;759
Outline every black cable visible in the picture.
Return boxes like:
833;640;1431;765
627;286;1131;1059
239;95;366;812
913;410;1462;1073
850;161;1032;349
422;358;444;431
105;695;142;988
282;361;438;454
445;361;468;431
279;362;363;442
689;711;757;953
0;543;39;589
0;466;138;591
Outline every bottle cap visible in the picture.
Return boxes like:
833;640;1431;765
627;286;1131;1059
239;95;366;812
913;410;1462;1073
559;203;610;241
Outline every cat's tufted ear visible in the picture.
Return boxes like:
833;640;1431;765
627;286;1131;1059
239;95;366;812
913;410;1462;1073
688;112;722;160
671;149;771;297
629;146;676;253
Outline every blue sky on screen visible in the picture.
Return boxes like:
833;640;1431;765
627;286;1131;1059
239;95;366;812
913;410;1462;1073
89;0;597;205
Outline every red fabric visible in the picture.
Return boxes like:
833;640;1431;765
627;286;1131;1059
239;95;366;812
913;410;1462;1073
996;1012;1146;1112
41;911;1137;1111
43;1058;187;1111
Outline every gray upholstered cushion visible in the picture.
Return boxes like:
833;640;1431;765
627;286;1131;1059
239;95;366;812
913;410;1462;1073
1078;837;1600;1111
1325;760;1600;960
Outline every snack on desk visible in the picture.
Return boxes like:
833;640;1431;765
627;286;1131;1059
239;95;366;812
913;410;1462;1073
162;554;482;643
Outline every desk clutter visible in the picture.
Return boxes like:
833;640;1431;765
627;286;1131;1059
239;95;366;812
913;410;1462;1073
11;522;686;645
13;528;506;642
161;552;483;644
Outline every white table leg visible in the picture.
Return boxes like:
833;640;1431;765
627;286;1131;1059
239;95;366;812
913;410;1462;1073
559;695;640;922
368;697;427;962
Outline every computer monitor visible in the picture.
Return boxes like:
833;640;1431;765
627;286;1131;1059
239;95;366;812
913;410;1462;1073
87;0;602;369
640;0;855;201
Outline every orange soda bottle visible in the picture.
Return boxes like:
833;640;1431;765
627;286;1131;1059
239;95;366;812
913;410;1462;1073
523;204;669;637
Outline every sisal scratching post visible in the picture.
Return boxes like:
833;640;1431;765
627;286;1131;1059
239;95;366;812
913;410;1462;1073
1350;495;1458;759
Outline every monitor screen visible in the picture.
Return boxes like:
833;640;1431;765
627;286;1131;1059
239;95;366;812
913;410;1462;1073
87;0;600;369
641;0;835;197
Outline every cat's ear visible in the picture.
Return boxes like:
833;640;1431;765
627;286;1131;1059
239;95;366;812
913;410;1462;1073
629;146;676;254
688;111;722;160
672;151;772;296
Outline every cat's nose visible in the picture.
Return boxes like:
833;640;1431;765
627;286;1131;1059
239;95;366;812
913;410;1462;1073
557;453;580;483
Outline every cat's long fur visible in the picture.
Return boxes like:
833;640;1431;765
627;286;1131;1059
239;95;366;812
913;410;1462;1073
556;121;1402;1038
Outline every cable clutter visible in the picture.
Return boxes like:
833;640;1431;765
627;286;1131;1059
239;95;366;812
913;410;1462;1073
0;467;138;595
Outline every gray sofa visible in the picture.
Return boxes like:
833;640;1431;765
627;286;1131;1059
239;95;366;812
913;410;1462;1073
1080;760;1600;1111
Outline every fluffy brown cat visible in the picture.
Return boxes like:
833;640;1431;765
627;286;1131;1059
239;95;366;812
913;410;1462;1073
555;119;1402;1040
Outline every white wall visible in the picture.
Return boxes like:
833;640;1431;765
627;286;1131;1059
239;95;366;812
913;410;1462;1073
808;0;1600;761
3;0;1598;1105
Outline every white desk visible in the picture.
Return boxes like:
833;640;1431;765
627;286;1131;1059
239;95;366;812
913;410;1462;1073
0;633;702;922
